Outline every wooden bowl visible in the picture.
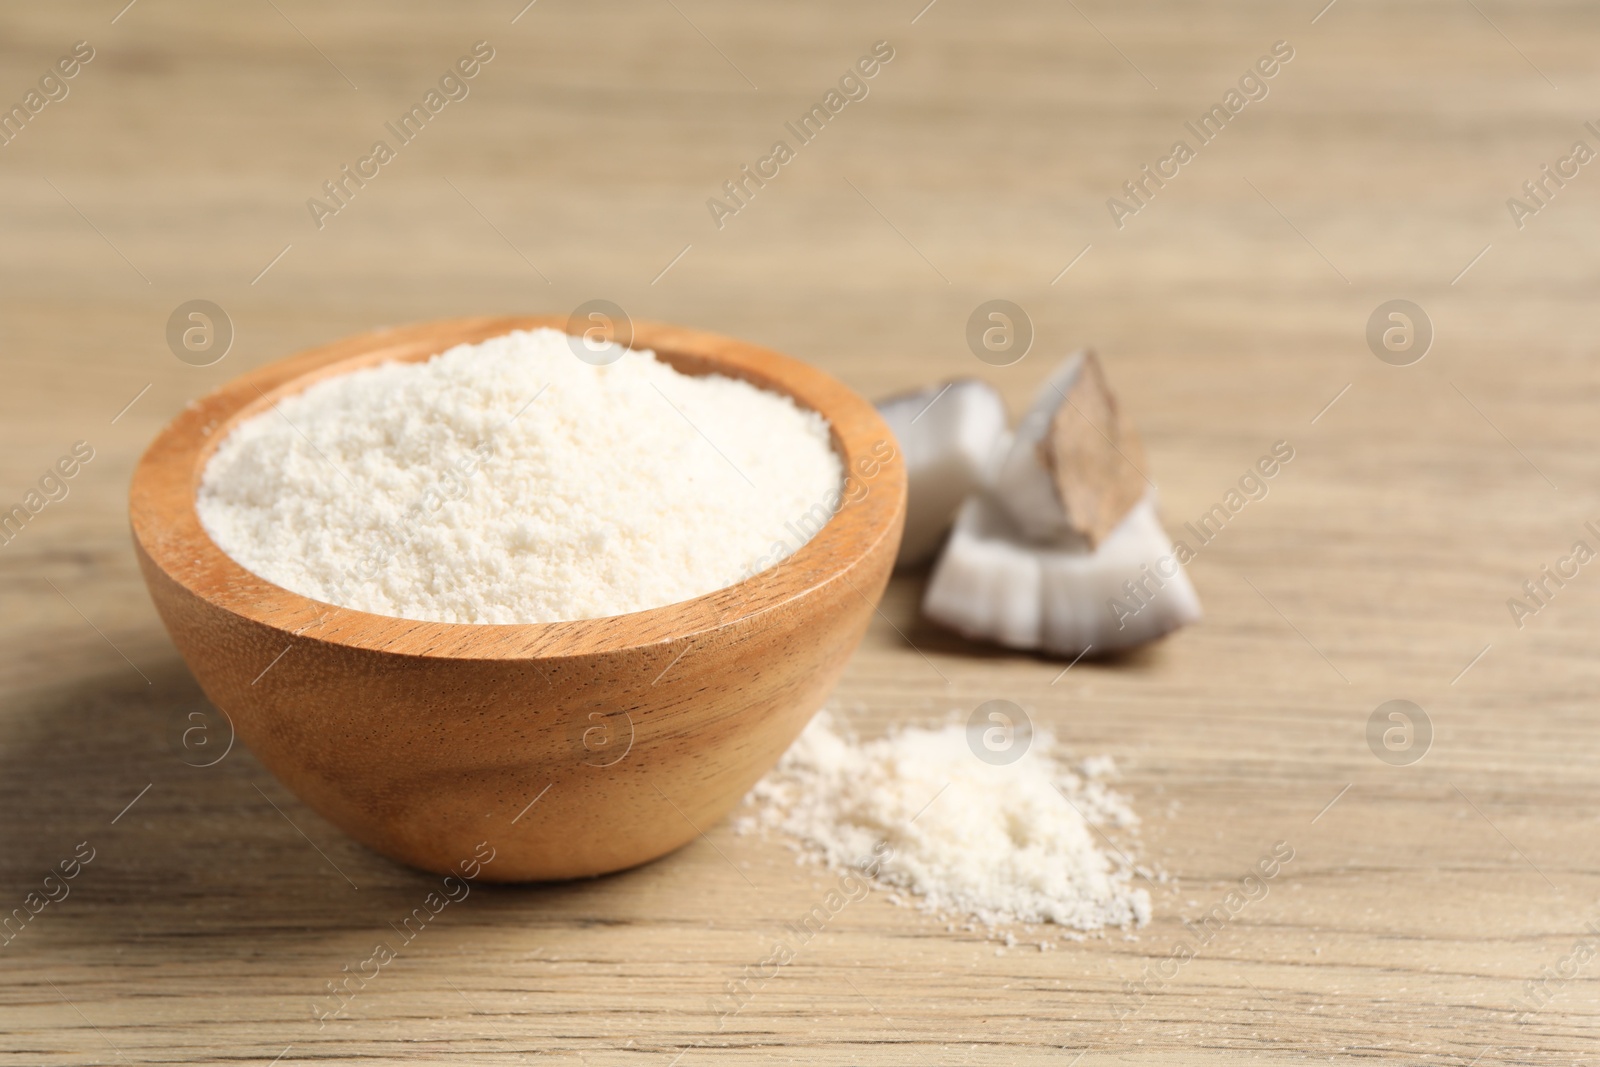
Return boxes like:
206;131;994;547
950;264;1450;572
130;316;904;881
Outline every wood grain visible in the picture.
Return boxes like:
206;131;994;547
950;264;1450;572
2;0;1598;1063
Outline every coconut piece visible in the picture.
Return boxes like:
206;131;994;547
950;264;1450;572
877;379;1009;567
919;492;1042;648
991;350;1148;548
923;491;1200;658
1036;496;1200;655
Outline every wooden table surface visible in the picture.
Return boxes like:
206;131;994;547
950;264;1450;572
3;1;1598;1063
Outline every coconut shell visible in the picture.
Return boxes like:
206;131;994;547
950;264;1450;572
1036;350;1149;547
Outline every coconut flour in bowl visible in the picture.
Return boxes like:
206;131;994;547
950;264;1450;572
196;327;843;624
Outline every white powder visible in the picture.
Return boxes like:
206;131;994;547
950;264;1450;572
739;711;1151;932
197;328;842;624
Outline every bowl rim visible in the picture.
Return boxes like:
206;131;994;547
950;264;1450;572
129;315;905;660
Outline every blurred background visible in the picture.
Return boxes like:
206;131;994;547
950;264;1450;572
3;2;1597;1063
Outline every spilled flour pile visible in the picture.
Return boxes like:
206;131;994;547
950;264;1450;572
739;711;1150;932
